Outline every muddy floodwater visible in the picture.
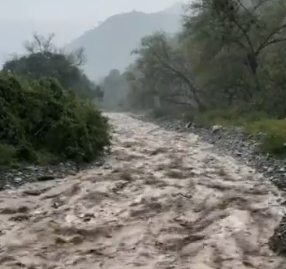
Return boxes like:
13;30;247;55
0;113;285;268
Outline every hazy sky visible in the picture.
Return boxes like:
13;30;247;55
0;0;186;63
1;0;185;43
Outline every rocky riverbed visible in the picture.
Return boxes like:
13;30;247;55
133;113;286;191
0;160;105;191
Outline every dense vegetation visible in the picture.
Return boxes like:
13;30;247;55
3;34;103;100
0;34;110;167
104;0;286;157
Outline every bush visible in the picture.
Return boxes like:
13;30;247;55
187;108;268;127
0;144;17;166
0;73;111;166
245;119;286;157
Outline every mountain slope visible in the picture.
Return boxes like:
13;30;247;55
66;9;182;79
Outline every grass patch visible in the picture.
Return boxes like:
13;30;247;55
183;108;286;158
150;106;192;120
245;119;286;157
0;144;17;166
183;108;269;127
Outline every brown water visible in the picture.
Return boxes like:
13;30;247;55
0;113;285;268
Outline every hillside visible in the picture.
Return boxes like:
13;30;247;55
65;8;182;80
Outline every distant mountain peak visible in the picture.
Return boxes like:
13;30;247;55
65;6;182;79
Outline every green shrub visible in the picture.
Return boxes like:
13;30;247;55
245;119;286;157
0;144;17;166
191;108;269;127
260;134;286;157
0;73;111;167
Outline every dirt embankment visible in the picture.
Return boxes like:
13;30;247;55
0;113;285;269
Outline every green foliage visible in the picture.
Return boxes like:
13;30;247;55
0;144;17;166
127;31;203;110
124;0;286;157
245;119;286;157
3;52;102;100
180;108;286;157
0;73;111;167
260;134;286;157
126;0;286;114
188;108;268;127
3;34;103;101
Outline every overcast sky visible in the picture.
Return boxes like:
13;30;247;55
1;0;185;43
0;0;186;63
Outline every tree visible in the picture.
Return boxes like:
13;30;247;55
24;33;56;54
125;0;286;118
24;33;86;67
2;34;101;100
99;69;128;110
129;31;205;110
184;0;286;95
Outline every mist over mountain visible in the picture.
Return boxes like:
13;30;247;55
162;2;185;14
66;5;183;80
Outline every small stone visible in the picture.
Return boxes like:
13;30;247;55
102;164;112;169
14;177;22;183
26;166;38;171
211;125;223;134
267;167;274;173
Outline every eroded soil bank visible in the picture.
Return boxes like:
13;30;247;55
0;113;285;268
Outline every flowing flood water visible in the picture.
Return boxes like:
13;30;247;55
0;113;285;268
